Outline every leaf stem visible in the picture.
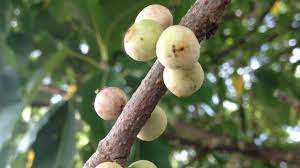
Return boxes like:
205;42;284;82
66;48;101;70
89;11;109;62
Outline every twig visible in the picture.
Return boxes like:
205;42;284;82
168;121;300;165
238;105;247;134
39;85;66;95
83;0;231;167
31;101;50;107
65;48;103;70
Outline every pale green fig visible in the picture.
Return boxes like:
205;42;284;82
137;106;167;141
135;4;173;29
163;62;204;97
128;160;157;168
94;87;128;120
95;162;122;168
124;19;163;61
156;25;200;69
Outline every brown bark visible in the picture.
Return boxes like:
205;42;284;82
84;0;230;167
168;121;300;165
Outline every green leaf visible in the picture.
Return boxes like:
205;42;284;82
17;102;66;153
0;141;18;167
53;104;76;168
0;68;20;106
77;72;106;140
213;118;239;138
0;103;24;150
253;79;290;125
10;151;27;168
0;0;12;34
32;101;76;168
164;80;214;105
0;36;17;69
0;57;25;167
130;139;171;168
172;0;195;24
0;102;66;167
0;66;23;151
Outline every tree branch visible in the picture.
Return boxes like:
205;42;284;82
84;0;231;167
31;101;50;107
274;90;300;112
167;121;300;165
238;104;247;134
39;85;66;95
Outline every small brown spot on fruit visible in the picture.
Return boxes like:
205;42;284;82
172;44;176;54
94;87;128;120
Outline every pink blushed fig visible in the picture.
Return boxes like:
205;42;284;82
94;87;128;120
135;4;173;29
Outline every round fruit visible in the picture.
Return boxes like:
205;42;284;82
163;62;204;97
137;106;167;141
128;160;157;168
94;87;128;120
95;162;122;168
156;25;200;69
135;4;173;29
124;19;163;61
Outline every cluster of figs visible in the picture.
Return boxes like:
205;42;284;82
93;4;204;168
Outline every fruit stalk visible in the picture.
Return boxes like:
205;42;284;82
84;0;230;167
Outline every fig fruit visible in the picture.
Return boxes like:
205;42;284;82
156;25;200;69
94;87;128;120
163;62;204;97
95;162;122;168
124;19;163;61
137;106;167;141
135;4;173;29
128;160;157;168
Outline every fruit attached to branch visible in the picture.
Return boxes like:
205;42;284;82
128;160;157;168
137;106;167;141
95;162;122;168
124;19;163;61
163;62;204;97
94;87;128;120
135;4;173;29
156;25;200;69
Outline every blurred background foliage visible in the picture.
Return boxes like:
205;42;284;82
0;0;300;167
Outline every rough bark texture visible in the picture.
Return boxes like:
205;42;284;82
168;121;300;165
84;0;230;167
